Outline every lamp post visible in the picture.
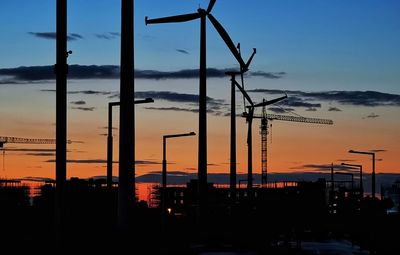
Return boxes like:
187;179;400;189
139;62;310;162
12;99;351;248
335;171;354;192
349;150;376;199
162;132;196;214
107;98;154;191
341;163;363;198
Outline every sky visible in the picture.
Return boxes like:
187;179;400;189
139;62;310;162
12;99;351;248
0;0;399;184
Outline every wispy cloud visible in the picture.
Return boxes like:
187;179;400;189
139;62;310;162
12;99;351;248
26;153;55;157
176;49;189;54
267;107;295;114
250;71;286;79
247;89;400;107
362;113;379;119
95;32;120;40
71;106;95;111
45;159;160;165
328;107;342;112
28;32;83;41
70;100;86;105
0;65;285;82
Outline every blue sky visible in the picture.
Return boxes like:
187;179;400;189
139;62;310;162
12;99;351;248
1;0;399;92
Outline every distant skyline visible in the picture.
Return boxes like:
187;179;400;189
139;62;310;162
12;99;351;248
0;0;399;181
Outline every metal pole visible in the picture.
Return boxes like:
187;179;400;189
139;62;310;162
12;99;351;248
55;0;67;232
372;153;375;199
198;14;207;210
230;74;236;192
107;103;113;191
247;111;253;190
162;137;167;214
118;0;135;228
360;165;363;198
331;163;334;201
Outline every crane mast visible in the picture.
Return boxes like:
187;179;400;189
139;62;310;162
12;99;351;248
258;104;333;186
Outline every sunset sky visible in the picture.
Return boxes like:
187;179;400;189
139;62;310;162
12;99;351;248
0;0;399;183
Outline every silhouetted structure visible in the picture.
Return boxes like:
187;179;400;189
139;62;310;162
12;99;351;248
146;0;247;209
349;150;376;198
55;0;68;234
341;162;363;198
107;98;153;191
118;0;135;228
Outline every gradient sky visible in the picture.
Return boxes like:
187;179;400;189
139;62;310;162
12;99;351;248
0;0;399;182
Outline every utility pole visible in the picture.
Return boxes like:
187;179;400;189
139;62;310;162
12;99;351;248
118;0;135;228
55;0;68;234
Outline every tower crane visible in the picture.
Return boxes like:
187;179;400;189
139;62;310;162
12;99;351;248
0;136;58;171
249;100;333;186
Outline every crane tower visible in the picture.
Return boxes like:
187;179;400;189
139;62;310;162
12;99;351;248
257;101;333;186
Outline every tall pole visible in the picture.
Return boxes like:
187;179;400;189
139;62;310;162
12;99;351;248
55;0;67;232
349;150;376;199
198;14;207;206
247;109;253;190
372;153;375;199
360;165;363;198
118;0;135;228
107;103;116;191
229;73;236;192
162;137;167;214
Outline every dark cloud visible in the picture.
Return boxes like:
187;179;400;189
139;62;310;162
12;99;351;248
176;49;189;54
19;177;54;183
4;148;55;152
328;107;342;112
26;153;55;157
295;164;354;171
362;113;379;119
71;106;95;111
70;100;86;105
248;89;400;107
95;32;120;40
99;133;108;137
250;71;286;79
281;97;321;108
0;65;284;82
267;107;295;114
28;32;83;41
145;106;198;113
305;107;318;111
45;159;160;165
145;106;227;116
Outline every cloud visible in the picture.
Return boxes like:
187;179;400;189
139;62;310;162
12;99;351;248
145;106;227;116
281;97;322;108
99;126;118;130
71;106;95;111
247;89;400;107
176;49;189;54
305;107;318;111
250;71;286;79
0;65;284;82
45;159;160;165
26;153;55;157
295;164;354;171
362;113;379;119
70;100;86;105
28;32;83;41
4;148;55;152
328;107;342;112
267;107;295;114
95;32;120;40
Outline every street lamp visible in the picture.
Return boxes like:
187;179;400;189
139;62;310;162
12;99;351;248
341;163;363;198
349;150;376;199
107;98;154;190
335;171;354;192
162;132;196;213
